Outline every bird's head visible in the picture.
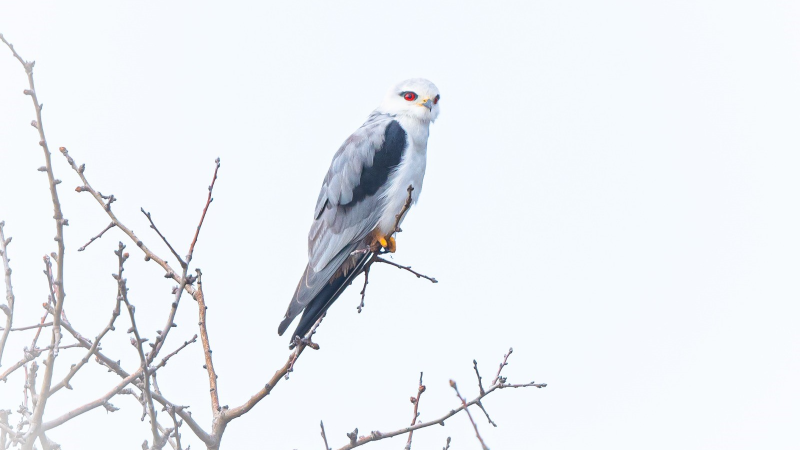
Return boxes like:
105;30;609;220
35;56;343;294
377;78;441;123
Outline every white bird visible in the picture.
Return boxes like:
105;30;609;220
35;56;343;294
278;78;441;342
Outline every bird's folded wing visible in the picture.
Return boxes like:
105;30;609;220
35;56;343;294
280;113;407;328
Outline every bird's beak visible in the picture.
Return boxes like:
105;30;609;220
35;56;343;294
421;98;433;111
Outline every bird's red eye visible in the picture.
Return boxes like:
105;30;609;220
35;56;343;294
402;92;417;101
433;95;440;104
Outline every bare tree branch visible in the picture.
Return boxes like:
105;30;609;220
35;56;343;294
473;359;486;396
321;420;331;450
0;221;16;367
0;348;40;382
373;257;438;283
356;255;375;313
194;269;219;414
0;322;53;332
218;314;325;427
1;36;70;450
40;368;143;431
61;146;195;296
492;347;513;385
48;277;122;395
117;242;162;447
328;352;546;450
77;222;116;252
404;372;426;450
141;209;187;269
152;335;198;373
186;158;220;266
450;380;488;450
472;360;497;427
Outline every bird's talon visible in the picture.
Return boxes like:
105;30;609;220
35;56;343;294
383;236;396;253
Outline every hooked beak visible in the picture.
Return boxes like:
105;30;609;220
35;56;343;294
421;98;433;111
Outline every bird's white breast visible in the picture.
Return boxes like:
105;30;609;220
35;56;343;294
377;116;430;234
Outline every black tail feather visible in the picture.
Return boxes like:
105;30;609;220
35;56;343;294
289;252;372;343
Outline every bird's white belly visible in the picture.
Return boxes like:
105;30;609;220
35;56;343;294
377;142;427;235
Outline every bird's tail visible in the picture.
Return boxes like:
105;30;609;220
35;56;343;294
288;252;373;343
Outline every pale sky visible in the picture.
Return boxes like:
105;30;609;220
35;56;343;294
1;2;799;449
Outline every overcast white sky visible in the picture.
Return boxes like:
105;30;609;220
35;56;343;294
1;1;799;449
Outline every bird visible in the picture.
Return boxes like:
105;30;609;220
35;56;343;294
278;78;441;343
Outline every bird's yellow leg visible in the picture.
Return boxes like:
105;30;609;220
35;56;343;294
378;235;397;253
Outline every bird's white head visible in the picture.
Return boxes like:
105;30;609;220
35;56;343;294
377;78;441;123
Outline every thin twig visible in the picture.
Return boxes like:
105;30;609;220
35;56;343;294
357;254;377;313
0;348;40;382
473;360;485;395
40;368;143;431
474;400;497;428
145;273;187;366
186;158;220;266
152;335;198;373
404;372;426;450
60;146;194;297
147;159;219;368
1;36;69;449
0;409;11;448
321;420;331;450
450;380;488;450
330;351;546;450
472;360;497;427
492;348;513;385
194;269;219;414
167;405;183;450
0;221;16;367
374;257;438;283
332;379;547;450
77;222;116;252
393;185;415;234
0;322;53;332
57;314;212;446
117;242;161;447
48;278;123;395
140;208;186;269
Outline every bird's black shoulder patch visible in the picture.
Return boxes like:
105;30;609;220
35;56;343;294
345;120;406;206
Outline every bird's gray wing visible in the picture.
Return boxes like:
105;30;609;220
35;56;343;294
278;114;408;335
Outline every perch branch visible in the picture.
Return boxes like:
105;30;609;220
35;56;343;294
373;258;438;283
